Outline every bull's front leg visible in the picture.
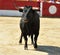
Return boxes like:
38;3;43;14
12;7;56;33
31;34;33;44
24;35;28;50
19;33;23;44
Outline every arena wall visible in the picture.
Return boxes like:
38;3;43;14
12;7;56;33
0;0;40;16
0;0;60;17
42;2;60;17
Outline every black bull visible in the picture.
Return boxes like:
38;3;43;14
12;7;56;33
19;6;40;49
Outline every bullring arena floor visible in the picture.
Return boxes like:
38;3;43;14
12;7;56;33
0;16;60;55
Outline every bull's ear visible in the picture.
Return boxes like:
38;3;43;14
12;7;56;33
19;9;23;12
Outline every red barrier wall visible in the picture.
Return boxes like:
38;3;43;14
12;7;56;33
0;0;60;17
0;0;40;10
42;2;60;17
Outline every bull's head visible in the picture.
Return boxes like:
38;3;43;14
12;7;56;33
14;3;33;23
20;6;33;23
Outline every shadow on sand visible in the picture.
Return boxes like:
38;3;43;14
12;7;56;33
35;45;60;55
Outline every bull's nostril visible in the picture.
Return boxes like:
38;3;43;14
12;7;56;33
24;19;28;23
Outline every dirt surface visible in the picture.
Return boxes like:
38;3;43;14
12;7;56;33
0;17;60;55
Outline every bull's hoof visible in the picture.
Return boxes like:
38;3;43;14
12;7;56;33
19;40;22;44
34;45;37;49
24;47;28;50
24;48;28;50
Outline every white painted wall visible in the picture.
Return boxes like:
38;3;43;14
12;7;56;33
0;10;23;16
40;2;43;17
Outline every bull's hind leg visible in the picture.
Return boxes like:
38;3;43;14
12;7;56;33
34;34;38;49
24;35;28;50
19;33;23;44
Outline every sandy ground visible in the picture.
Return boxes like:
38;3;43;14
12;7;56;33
0;17;60;55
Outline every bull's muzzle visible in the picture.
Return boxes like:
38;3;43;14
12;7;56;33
22;19;28;23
